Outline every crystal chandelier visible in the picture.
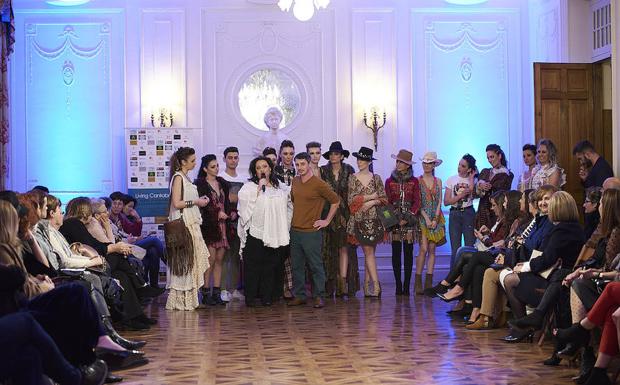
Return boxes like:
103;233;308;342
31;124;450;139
278;0;330;22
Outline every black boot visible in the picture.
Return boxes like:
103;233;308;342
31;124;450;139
556;323;590;350
573;346;595;384
211;287;225;305
395;280;403;296
101;317;146;350
402;278;410;296
510;309;544;331
584;367;611;385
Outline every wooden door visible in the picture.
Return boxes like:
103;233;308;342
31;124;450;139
534;63;594;206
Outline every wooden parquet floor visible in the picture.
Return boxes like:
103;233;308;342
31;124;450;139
119;286;581;385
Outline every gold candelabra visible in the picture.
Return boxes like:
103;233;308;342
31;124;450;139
363;109;386;151
150;108;174;128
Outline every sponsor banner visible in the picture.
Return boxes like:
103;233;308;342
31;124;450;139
128;188;170;218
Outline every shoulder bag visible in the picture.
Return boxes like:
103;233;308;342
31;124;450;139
163;175;195;276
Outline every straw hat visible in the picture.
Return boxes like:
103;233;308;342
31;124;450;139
420;151;443;166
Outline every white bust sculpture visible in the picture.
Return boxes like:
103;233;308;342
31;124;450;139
253;106;289;157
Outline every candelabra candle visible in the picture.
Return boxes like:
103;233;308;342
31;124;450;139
363;110;387;151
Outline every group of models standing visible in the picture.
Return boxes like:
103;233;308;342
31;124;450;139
163;136;569;309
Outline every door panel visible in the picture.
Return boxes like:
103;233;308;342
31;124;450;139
534;63;594;208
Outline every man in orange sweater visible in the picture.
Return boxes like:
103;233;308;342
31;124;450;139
288;152;340;308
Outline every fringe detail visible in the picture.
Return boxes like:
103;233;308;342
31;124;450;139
165;227;194;276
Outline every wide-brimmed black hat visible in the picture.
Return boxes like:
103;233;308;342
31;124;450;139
352;146;376;161
322;141;350;159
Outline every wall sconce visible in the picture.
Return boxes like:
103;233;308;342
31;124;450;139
150;108;174;128
363;108;386;151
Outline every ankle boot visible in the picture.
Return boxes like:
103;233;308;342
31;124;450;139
402;277;411;296
395;279;403;296
466;314;493;330
364;280;371;297
573;346;596;384
336;277;346;297
371;281;381;298
414;274;423;295
102;317;146;350
584;367;611;385
424;274;433;291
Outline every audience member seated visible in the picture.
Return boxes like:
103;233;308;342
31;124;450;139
0;200;144;376
555;282;620;385
41;194;147;352
583;187;603;240
555;188;620;380
429;191;508;299
502;192;585;340
109;192;165;288
60;197;161;330
0;269;108;385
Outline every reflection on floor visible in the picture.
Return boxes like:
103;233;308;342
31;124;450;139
118;285;581;385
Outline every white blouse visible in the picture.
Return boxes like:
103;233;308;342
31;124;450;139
169;171;202;226
530;163;566;189
237;181;293;255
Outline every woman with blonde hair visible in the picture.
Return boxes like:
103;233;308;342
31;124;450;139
530;138;566;189
503;191;585;330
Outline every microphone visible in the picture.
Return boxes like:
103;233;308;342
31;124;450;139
261;173;266;192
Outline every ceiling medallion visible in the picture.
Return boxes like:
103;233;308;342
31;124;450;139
278;0;330;22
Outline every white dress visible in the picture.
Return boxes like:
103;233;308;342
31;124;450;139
165;172;210;311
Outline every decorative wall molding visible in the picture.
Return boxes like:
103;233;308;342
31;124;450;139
10;10;124;199
412;9;523;189
351;8;396;177
201;8;336;171
140;8;186;127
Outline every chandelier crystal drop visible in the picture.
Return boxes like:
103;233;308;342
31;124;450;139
278;0;330;21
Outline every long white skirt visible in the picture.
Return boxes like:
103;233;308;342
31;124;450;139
165;223;210;311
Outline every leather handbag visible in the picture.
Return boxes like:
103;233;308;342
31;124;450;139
69;242;111;275
376;203;399;230
163;175;195;276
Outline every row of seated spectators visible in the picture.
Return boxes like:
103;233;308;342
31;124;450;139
423;177;620;385
0;187;166;385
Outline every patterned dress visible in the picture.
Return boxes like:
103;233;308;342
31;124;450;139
418;176;446;245
347;174;388;246
475;167;514;229
530;163;567;190
206;185;230;249
320;163;360;294
166;172;210;311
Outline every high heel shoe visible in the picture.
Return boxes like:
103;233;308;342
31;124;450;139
437;292;464;303
502;328;534;343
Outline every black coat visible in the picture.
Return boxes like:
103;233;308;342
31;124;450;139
530;221;585;274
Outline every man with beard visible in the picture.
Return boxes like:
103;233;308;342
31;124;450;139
573;140;614;190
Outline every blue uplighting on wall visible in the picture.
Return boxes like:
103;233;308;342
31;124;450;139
23;23;112;201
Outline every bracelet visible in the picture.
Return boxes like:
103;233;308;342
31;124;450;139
185;200;194;208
